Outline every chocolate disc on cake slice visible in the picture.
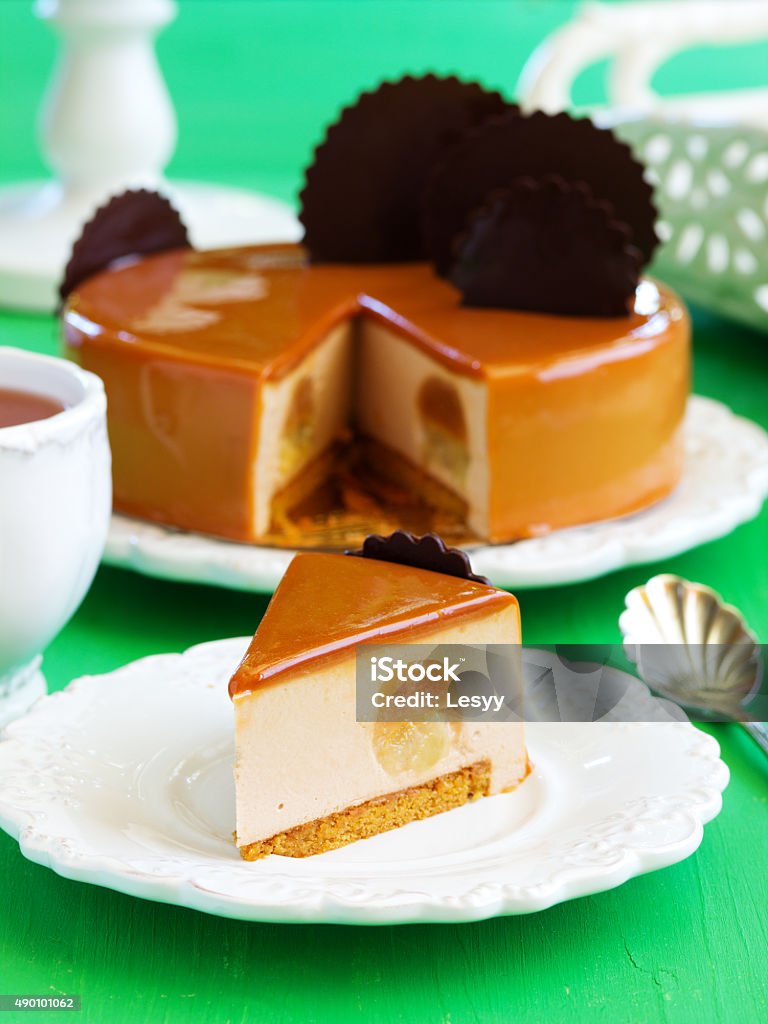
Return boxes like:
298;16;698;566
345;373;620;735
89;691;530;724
422;109;658;277
348;529;491;584
450;176;642;317
300;74;513;262
229;536;528;859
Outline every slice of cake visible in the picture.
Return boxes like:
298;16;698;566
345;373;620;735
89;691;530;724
228;532;529;859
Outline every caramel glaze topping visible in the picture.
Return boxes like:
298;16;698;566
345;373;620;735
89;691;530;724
65;243;682;383
229;552;517;696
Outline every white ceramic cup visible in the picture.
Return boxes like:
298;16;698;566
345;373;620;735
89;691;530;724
0;346;111;725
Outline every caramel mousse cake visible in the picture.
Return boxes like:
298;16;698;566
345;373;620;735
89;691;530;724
60;76;690;547
229;532;528;859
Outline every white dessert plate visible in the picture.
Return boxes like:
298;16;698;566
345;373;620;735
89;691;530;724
103;396;768;591
0;638;728;925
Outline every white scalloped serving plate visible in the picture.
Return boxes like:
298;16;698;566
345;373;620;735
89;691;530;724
0;638;729;925
103;396;768;591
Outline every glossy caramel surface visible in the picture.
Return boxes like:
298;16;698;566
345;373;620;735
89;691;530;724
230;552;517;695
66;244;683;381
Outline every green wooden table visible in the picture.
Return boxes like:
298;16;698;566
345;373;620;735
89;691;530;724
1;3;766;1021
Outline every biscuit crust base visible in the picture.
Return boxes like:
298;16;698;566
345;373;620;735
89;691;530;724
263;436;471;551
238;760;496;860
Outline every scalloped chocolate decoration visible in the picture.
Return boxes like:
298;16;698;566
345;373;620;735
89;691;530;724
422;109;658;277
60;189;191;302
347;530;491;586
299;74;513;263
450;176;641;317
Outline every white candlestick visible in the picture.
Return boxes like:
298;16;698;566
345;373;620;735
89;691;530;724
38;0;176;190
0;0;299;312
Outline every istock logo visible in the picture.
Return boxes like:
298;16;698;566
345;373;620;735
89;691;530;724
356;643;523;723
370;656;462;684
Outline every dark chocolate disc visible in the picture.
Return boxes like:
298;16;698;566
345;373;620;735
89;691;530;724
347;530;491;586
60;189;191;302
299;75;513;263
423;109;658;276
450;175;641;317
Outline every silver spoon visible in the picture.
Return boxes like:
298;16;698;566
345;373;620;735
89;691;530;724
620;574;768;756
